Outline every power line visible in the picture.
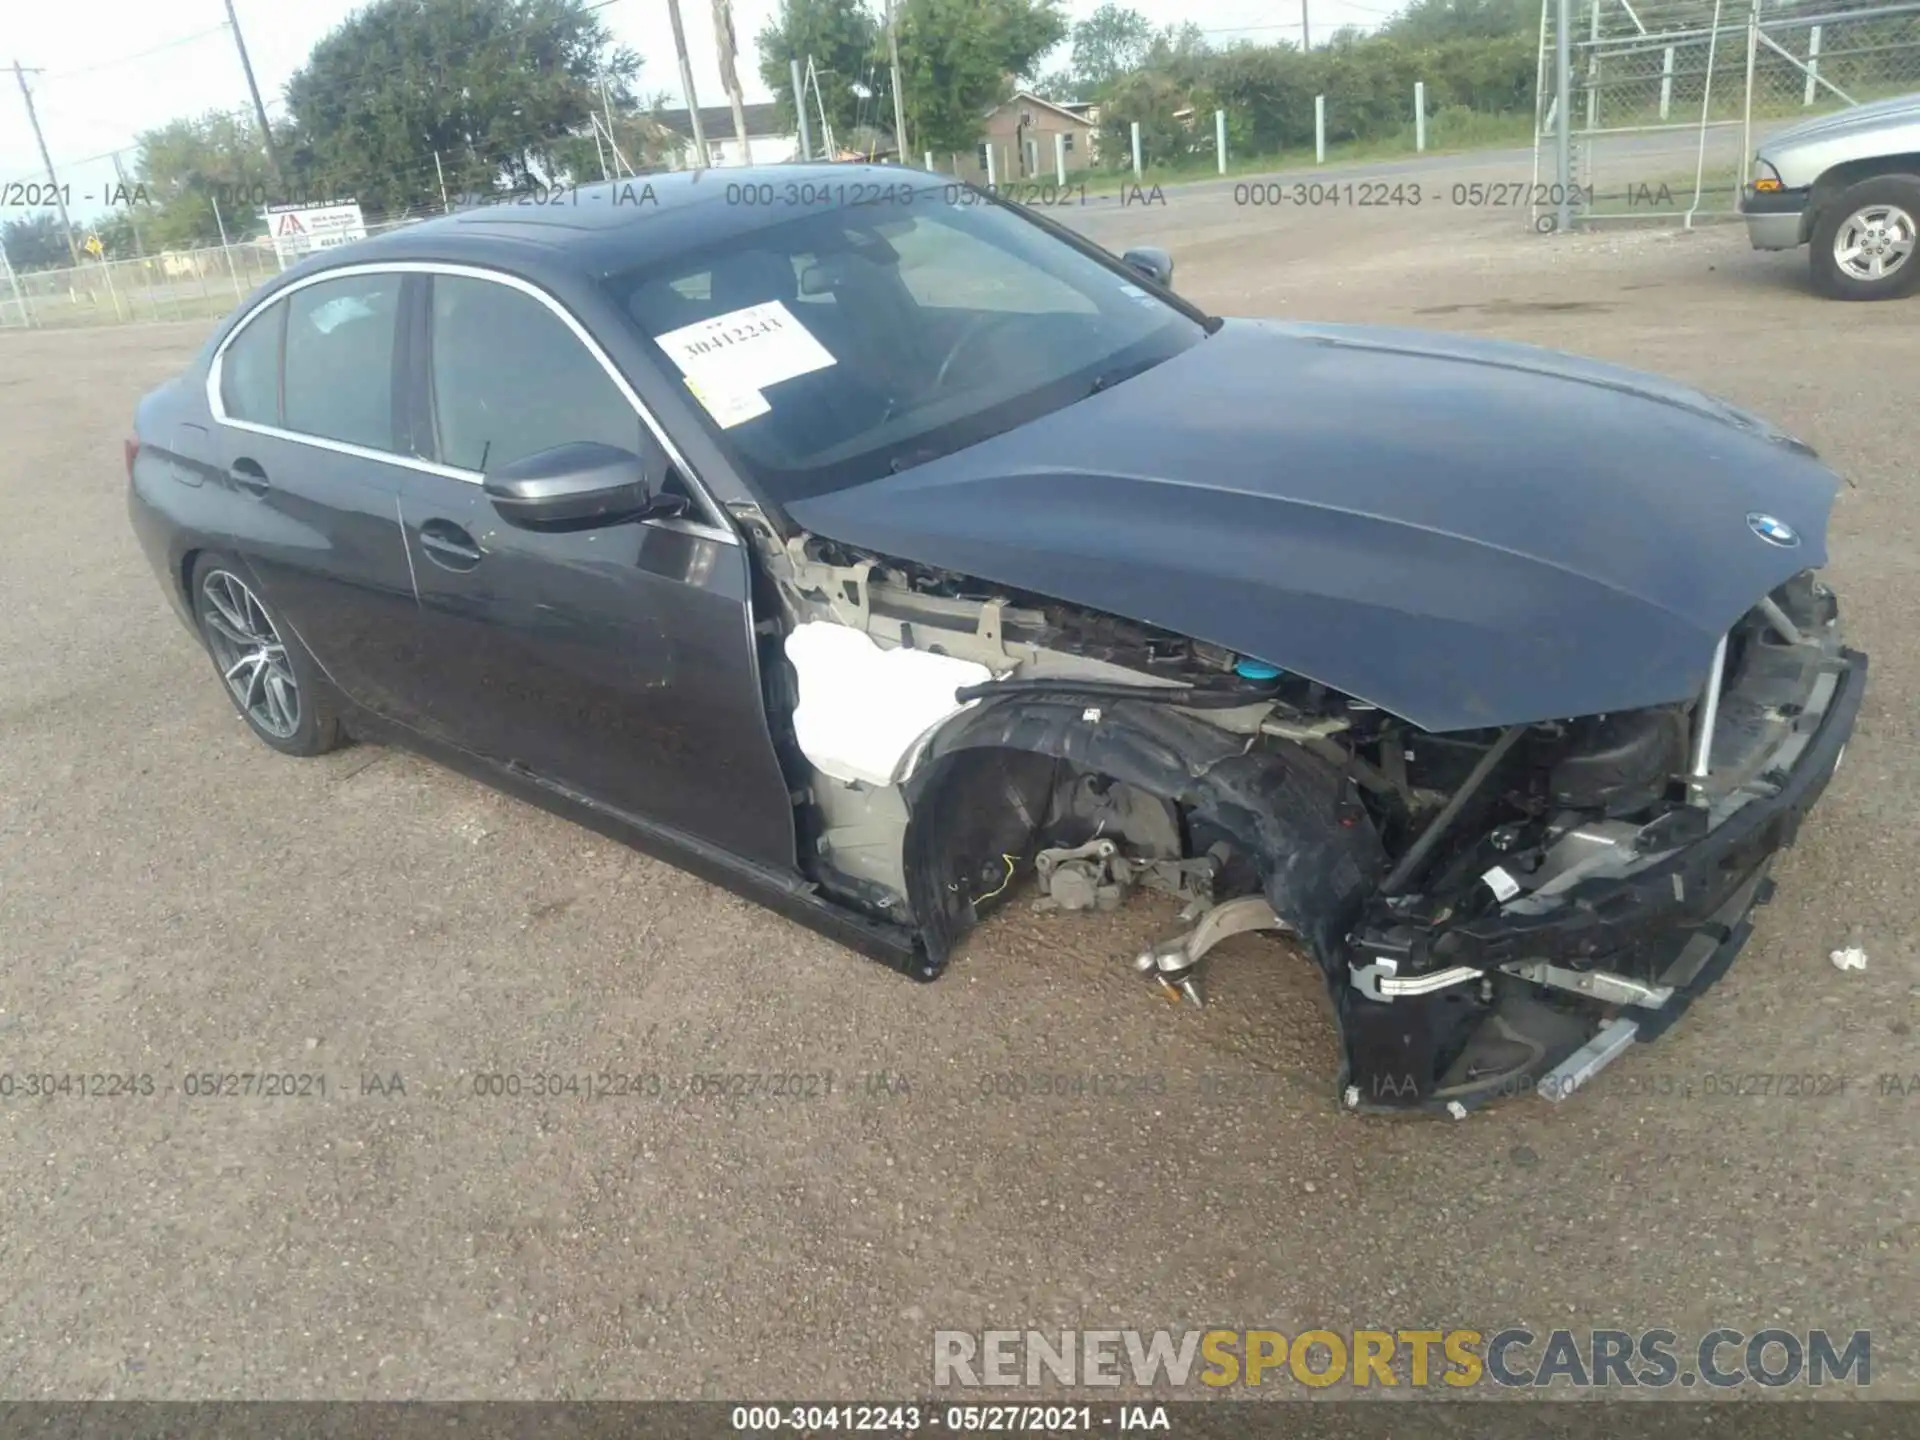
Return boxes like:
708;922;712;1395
40;25;231;82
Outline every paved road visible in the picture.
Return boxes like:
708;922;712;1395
0;195;1914;1401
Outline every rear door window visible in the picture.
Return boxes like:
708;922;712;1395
281;274;402;451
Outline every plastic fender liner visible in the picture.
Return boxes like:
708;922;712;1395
901;696;1386;973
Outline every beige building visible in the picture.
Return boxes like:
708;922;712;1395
949;92;1098;187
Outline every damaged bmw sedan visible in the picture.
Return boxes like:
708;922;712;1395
127;167;1865;1115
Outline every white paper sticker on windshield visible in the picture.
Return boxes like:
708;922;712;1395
685;375;771;429
654;300;836;393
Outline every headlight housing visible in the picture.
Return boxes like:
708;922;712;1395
1750;155;1784;191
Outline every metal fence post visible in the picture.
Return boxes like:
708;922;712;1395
1585;0;1601;130
1055;131;1066;185
1555;0;1573;233
1315;94;1326;164
1216;108;1227;173
212;196;244;300
0;232;29;327
1805;25;1822;106
1130;120;1142;179
924;150;934;170
95;256;124;322
1742;4;1759;184
1661;45;1675;120
1685;0;1727;228
985;142;997;188
1414;82;1426;151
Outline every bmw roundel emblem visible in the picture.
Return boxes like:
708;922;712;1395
1747;512;1799;548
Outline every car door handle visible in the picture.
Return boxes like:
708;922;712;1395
418;519;483;570
228;457;270;495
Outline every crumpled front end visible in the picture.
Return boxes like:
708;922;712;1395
1338;572;1865;1114
748;514;1863;1118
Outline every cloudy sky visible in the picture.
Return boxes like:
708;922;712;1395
1;0;1397;223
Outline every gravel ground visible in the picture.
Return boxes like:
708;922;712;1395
0;159;1914;1401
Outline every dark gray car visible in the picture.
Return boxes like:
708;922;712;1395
126;168;1866;1117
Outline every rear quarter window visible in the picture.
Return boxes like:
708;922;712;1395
219;300;285;425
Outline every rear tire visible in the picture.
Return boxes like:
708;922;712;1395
190;552;346;757
1809;174;1920;300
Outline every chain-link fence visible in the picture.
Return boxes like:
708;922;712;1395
0;242;282;329
0;213;433;331
1534;0;1920;226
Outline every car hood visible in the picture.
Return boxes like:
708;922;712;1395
785;319;1840;733
1760;92;1920;151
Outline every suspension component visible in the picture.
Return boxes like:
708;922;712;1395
1134;895;1293;1007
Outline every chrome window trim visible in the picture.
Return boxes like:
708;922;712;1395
204;259;738;545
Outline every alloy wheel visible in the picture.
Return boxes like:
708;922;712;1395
1832;203;1916;283
199;570;301;739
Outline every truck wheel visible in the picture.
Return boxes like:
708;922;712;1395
1810;175;1920;300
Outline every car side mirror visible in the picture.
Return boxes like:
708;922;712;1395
484;441;670;530
1121;246;1174;288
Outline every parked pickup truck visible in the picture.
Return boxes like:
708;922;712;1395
1742;92;1920;299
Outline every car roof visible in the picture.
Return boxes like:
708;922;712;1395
327;164;942;282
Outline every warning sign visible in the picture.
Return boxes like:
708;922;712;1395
264;200;368;264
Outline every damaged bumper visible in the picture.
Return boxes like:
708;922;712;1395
1338;638;1866;1116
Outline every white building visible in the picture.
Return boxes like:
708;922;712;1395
657;103;801;169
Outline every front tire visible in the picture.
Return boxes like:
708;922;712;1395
191;553;345;756
1810;175;1920;300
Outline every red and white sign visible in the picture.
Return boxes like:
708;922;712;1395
264;201;368;264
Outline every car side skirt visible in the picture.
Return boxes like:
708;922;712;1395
340;706;928;977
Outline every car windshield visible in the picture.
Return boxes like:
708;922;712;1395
606;189;1207;504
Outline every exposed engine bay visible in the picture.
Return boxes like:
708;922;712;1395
744;522;1864;1115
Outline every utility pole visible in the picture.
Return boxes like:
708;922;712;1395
886;0;909;160
222;0;284;183
666;0;709;168
110;152;148;259
10;62;82;268
790;58;813;160
1302;0;1312;50
713;0;753;165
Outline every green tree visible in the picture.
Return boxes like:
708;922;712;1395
93;210;144;260
1069;4;1154;94
282;0;639;214
1095;70;1190;169
1028;67;1079;101
894;0;1067;153
0;212;79;270
757;0;883;147
1383;0;1537;42
132;110;280;249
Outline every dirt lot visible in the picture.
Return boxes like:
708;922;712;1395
1;162;1915;1401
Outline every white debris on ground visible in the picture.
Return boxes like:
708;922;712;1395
1829;946;1868;972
